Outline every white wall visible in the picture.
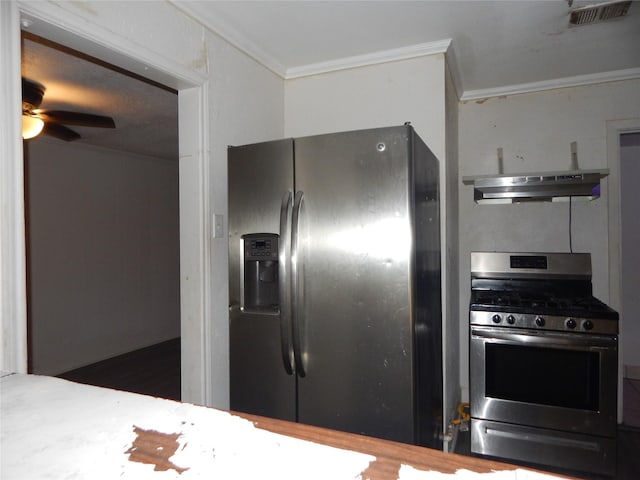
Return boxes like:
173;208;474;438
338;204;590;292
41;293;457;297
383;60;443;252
621;132;640;376
284;56;446;160
204;28;285;406
284;53;460;435
458;78;640;400
27;139;180;375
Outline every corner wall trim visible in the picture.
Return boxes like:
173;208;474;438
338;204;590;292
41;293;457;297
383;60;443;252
0;0;28;374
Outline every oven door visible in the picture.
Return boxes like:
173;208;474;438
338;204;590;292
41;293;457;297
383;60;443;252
470;325;617;437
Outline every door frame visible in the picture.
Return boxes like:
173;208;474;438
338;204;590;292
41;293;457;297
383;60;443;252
606;118;640;423
0;1;213;405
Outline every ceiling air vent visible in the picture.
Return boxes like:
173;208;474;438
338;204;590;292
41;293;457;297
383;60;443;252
570;0;632;26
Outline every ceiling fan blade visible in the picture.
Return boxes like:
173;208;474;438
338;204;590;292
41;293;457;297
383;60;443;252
42;123;81;141
22;78;45;109
38;110;116;128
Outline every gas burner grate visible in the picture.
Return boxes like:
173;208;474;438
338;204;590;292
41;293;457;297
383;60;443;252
471;291;616;315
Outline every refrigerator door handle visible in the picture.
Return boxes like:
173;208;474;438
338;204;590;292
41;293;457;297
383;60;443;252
279;191;295;375
291;190;307;377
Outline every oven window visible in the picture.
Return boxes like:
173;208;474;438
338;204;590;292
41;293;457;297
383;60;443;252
485;343;600;411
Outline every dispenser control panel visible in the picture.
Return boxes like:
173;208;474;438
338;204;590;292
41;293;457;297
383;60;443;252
244;234;278;260
241;233;279;312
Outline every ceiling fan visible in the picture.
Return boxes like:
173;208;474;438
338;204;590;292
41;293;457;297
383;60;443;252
21;77;116;141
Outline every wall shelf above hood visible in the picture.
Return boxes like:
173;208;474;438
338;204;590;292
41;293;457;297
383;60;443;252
462;169;609;204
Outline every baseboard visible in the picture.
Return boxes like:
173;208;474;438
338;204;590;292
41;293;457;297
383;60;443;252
624;365;640;380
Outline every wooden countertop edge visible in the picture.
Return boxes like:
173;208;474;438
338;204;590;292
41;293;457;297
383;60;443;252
231;411;563;479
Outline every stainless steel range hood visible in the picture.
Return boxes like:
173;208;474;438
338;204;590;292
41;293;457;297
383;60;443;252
462;169;609;204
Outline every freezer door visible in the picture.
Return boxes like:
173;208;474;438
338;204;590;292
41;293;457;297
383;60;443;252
228;139;296;421
293;126;416;443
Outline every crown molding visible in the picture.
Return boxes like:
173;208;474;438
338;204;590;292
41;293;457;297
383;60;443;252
174;1;453;81
172;2;640;100
460;67;640;101
285;39;452;79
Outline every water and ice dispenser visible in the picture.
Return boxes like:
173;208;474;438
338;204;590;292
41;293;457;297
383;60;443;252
242;233;279;312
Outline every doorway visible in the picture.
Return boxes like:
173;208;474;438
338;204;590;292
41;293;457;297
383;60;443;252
620;131;640;428
2;2;213;406
22;32;181;400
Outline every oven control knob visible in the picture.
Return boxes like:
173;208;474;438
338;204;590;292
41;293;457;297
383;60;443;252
583;320;594;331
507;315;516;325
566;318;577;329
535;316;545;327
492;314;502;324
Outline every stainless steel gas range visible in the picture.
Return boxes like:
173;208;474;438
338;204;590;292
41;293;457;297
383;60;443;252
469;252;619;477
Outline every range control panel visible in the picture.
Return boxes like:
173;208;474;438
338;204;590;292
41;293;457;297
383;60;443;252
470;311;618;335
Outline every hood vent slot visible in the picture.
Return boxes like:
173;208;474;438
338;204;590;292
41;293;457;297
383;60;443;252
463;143;609;204
463;170;609;204
570;1;631;26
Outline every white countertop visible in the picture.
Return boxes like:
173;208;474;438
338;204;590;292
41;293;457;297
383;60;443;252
0;373;566;479
1;373;373;479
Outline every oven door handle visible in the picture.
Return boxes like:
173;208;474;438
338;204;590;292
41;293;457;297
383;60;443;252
471;326;617;349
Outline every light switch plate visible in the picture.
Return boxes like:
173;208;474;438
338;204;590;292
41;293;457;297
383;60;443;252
214;214;224;238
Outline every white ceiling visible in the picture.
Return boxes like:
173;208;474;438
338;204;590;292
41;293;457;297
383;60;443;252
178;0;640;97
21;35;179;161
20;0;640;158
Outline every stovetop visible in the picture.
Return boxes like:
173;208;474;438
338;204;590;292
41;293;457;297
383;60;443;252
470;289;619;334
469;252;619;334
470;290;619;319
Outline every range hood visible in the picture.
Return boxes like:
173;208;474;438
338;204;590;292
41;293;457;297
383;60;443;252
462;169;609;204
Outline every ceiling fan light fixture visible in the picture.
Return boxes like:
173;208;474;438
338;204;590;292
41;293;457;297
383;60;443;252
21;77;116;142
22;114;44;140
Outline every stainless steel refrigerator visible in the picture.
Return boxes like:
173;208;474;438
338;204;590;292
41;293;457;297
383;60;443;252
228;125;442;448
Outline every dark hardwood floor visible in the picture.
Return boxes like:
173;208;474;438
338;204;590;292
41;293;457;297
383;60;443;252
617;425;640;480
618;378;640;479
57;338;181;401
